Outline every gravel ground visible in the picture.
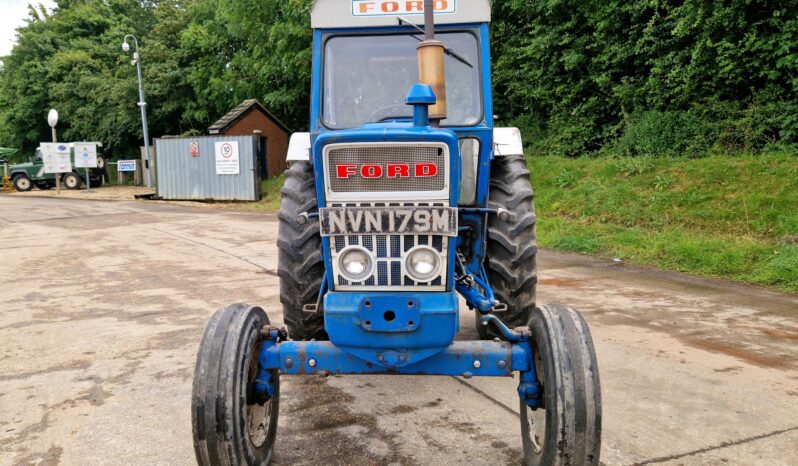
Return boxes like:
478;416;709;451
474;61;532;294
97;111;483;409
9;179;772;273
8;185;266;211
1;195;797;466
8;185;154;201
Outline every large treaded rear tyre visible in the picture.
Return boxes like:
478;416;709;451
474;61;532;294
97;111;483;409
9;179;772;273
480;155;538;338
63;172;81;190
521;304;602;466
277;162;327;340
192;304;280;466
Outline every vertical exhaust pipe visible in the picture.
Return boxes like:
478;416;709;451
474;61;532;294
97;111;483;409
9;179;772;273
417;0;447;124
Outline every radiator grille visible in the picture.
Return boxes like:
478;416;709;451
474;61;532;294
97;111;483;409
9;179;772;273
329;202;447;291
326;144;447;194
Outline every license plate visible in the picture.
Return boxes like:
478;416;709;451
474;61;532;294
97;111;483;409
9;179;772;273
320;207;457;237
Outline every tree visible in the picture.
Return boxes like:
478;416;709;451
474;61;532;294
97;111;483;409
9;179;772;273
0;0;199;155
181;0;313;131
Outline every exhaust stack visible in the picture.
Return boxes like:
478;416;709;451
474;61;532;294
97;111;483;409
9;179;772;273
417;0;447;123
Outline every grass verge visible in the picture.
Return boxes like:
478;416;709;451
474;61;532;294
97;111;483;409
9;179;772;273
530;154;798;292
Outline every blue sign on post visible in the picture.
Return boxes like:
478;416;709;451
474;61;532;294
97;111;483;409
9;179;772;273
118;160;137;172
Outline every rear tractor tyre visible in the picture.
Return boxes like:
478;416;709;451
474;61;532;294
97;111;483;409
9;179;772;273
63;172;81;190
521;304;602;466
277;161;327;341
479;155;538;339
192;303;280;466
12;174;33;192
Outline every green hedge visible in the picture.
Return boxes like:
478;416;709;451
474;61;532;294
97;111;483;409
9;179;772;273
493;1;798;157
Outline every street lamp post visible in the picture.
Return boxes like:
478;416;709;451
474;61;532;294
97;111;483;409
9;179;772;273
122;34;153;188
47;109;61;195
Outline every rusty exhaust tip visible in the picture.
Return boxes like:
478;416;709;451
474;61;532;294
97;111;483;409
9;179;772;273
417;0;447;123
417;40;447;121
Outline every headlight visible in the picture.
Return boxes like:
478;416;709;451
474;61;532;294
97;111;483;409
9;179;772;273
339;248;372;280
406;246;440;281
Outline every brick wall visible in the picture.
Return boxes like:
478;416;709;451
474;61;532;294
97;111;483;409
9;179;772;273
222;110;289;178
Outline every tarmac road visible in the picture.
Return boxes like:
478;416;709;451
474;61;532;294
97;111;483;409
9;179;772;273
1;194;796;466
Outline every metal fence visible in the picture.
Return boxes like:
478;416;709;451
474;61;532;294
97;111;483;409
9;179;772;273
155;136;260;201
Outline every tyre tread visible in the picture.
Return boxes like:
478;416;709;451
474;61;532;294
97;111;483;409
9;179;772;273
278;162;327;340
481;155;538;338
523;304;601;466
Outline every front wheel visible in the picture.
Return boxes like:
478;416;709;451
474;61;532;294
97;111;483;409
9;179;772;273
12;175;33;192
521;304;602;466
192;304;279;465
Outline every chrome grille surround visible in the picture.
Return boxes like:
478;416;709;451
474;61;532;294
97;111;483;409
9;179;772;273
323;142;449;202
328;201;448;291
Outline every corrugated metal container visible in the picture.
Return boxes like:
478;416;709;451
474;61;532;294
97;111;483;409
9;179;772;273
155;136;260;201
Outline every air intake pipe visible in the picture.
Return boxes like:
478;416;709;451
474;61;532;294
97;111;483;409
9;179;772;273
417;0;447;124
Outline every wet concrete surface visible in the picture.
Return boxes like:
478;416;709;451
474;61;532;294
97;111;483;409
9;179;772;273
0;195;796;465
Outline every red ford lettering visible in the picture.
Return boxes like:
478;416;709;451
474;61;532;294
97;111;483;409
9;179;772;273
353;0;454;16
337;164;357;178
415;162;438;177
336;163;438;178
381;1;399;12
387;163;410;178
361;164;384;178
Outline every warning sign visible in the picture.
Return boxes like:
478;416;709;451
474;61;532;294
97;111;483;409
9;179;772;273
74;142;97;168
117;160;137;172
215;141;240;175
190;142;199;158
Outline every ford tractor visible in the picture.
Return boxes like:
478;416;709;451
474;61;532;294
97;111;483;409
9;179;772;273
191;1;601;464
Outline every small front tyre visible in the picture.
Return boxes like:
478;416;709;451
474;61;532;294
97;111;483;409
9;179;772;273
192;304;279;466
521;304;602;466
12;175;33;192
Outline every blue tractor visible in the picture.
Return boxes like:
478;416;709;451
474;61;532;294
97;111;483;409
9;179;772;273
191;1;601;464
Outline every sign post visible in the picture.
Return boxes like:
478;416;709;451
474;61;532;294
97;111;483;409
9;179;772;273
74;142;98;193
118;160;137;172
215;141;240;175
1;159;10;193
47;109;61;194
41;143;72;191
117;159;137;185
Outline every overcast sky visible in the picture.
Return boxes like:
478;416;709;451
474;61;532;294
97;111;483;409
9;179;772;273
0;0;57;57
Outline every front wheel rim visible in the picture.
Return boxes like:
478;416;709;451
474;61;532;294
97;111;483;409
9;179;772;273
523;347;547;456
525;405;546;454
246;341;272;448
17;178;30;190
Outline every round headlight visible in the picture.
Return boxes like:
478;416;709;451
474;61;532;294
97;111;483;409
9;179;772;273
339;248;372;280
406;246;440;281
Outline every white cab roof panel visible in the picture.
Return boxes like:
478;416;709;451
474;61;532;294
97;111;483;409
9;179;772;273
312;0;491;29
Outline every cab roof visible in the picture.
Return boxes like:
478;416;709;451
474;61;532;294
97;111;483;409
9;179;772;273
311;0;491;29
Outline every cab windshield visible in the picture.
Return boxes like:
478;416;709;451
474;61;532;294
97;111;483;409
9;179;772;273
322;31;482;129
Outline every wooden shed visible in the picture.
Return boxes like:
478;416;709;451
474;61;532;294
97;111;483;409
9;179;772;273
208;99;290;179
